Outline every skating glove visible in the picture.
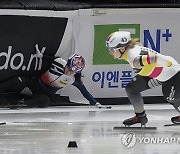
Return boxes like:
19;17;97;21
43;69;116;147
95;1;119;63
95;102;111;109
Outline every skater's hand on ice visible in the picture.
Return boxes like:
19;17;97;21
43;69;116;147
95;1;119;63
95;102;111;109
95;102;103;108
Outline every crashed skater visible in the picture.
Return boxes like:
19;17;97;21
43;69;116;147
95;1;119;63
38;52;111;109
0;46;110;109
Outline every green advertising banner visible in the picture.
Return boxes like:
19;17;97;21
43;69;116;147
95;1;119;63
93;24;140;65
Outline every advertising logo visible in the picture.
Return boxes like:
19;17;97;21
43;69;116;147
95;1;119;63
0;44;44;71
93;24;172;65
93;24;140;65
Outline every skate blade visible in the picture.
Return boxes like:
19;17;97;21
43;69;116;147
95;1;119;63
113;126;157;130
164;123;180;127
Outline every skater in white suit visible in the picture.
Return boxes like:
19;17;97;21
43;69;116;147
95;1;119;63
105;30;180;126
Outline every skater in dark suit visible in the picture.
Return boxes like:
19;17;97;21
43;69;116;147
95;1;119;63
0;46;108;109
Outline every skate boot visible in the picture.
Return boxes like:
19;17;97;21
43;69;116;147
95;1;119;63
8;99;26;109
170;104;180;124
123;111;148;127
171;116;180;124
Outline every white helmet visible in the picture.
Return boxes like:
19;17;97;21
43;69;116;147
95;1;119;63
106;31;131;48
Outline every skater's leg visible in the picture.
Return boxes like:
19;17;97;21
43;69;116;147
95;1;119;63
126;75;161;113
0;77;34;108
23;78;54;108
24;95;50;108
0;77;29;93
162;72;180;123
124;75;161;126
162;73;180;107
0;76;52;108
0;93;24;108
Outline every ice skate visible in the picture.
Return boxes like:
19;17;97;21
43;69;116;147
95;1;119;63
114;114;156;130
123;114;148;127
8;99;26;109
171;116;180;124
164;116;180;127
164;105;180;126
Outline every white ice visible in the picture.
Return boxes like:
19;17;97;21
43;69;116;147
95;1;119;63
0;104;179;154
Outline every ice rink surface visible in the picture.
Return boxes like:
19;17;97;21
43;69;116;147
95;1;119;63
0;104;180;154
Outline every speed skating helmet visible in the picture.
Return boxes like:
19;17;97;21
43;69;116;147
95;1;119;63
67;54;85;73
106;31;131;49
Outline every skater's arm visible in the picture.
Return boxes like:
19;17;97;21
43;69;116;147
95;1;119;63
72;75;111;109
133;53;172;69
72;79;97;105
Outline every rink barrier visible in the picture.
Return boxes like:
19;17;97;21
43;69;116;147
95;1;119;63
0;0;179;10
50;96;167;106
0;1;178;105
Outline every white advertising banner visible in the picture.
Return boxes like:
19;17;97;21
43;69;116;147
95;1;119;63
0;8;179;104
67;8;180;103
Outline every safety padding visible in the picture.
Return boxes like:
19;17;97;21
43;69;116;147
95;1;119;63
0;0;179;10
0;15;68;81
0;0;93;10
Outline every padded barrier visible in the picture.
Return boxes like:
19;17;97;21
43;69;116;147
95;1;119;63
94;3;180;8
0;0;176;106
0;0;179;10
0;0;93;10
